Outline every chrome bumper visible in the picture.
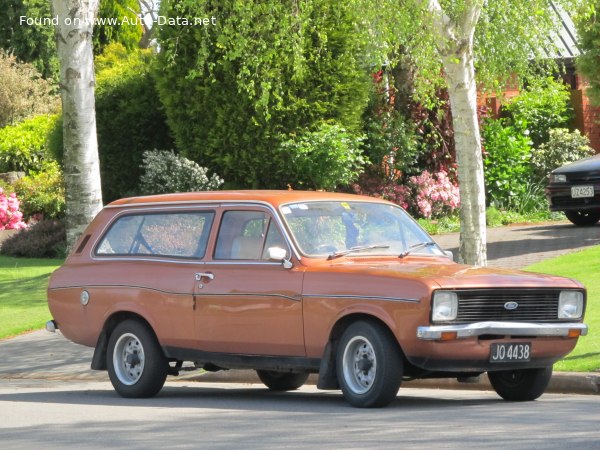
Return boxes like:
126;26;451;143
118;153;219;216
417;321;588;340
45;320;58;333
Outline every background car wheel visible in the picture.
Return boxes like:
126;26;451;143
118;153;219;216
488;366;553;401
107;319;168;398
256;370;309;391
336;320;402;408
565;210;600;226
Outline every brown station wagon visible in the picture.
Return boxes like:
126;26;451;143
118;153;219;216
47;191;588;407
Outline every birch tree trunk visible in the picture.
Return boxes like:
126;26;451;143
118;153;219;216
427;0;487;266
52;0;103;248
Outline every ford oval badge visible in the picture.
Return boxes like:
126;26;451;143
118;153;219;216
504;301;519;311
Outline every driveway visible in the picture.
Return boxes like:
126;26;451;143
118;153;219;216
434;221;600;269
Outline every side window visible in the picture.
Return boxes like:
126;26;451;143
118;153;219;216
96;211;214;259
214;210;288;260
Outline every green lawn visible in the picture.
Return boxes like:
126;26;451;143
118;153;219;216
0;255;62;339
525;246;600;372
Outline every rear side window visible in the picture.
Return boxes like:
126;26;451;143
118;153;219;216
96;211;214;259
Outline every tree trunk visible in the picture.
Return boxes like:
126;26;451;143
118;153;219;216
52;0;103;248
443;51;487;266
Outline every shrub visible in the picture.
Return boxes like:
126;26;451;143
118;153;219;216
13;162;65;220
0;187;27;230
0;50;59;127
139;150;224;195
155;0;372;188
0;219;66;258
530;129;595;182
95;45;175;201
482;118;533;209
0;114;60;173
504;77;573;147
351;169;460;219
278;124;367;191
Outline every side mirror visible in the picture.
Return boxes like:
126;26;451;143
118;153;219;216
443;250;454;261
268;247;293;269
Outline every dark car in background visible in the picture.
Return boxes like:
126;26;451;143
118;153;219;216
546;154;600;226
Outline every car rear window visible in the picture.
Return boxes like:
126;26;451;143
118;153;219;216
96;211;214;259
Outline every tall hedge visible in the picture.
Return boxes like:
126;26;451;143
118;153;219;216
154;0;372;188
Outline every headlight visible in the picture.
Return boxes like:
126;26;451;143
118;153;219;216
550;174;567;183
558;291;583;319
432;291;458;322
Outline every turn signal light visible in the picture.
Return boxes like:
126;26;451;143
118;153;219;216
568;329;582;338
440;331;458;341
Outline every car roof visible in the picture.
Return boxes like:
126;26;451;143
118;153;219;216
107;190;391;209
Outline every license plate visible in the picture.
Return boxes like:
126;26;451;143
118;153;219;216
490;343;531;363
571;186;594;198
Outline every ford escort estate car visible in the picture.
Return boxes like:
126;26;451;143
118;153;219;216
47;191;588;407
546;153;600;226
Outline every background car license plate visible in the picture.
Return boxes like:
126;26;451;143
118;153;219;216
571;186;594;198
490;343;531;363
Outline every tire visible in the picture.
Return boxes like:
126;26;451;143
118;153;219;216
107;319;168;398
565;210;600;226
488;366;553;401
256;370;309;391
336;321;403;408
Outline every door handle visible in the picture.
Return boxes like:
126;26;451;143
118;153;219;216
195;272;214;281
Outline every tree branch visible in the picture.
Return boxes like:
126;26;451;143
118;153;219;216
458;0;484;43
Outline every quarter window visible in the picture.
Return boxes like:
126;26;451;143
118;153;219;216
96;211;214;259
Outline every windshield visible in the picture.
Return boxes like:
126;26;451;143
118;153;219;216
279;201;445;258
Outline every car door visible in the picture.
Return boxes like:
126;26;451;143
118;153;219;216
194;207;306;356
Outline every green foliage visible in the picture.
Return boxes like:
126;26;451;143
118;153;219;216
0;0;59;79
95;44;174;201
0;50;59;128
531;128;595;182
576;2;600;105
93;0;142;55
0;219;66;258
504;77;573;147
0;114;60;173
155;0;372;188
277;123;367;191
139;150;223;195
482;118;534;210
13;161;65;219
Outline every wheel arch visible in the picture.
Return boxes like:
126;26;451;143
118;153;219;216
91;311;157;370
316;313;404;390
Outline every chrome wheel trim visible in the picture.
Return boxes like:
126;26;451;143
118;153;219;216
342;335;377;395
113;332;145;386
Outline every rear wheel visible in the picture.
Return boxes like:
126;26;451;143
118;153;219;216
565;210;600;226
336;321;402;408
107;320;168;398
488;366;553;401
256;370;309;391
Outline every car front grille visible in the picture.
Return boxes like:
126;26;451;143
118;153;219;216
454;289;560;324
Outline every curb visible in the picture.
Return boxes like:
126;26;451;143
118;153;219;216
179;369;600;395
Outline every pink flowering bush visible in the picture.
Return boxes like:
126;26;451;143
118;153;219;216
0;188;27;230
352;170;460;219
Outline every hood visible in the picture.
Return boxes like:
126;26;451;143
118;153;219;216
316;257;581;290
552;154;600;174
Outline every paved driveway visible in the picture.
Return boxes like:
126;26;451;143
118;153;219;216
434;221;600;269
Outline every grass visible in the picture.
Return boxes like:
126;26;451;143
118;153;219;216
0;255;62;339
525;246;600;372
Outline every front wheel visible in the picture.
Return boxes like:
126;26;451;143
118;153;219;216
107;320;168;398
565;210;600;226
488;366;553;401
336;321;403;408
256;370;309;391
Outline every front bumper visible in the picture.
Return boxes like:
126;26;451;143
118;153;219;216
417;321;588;340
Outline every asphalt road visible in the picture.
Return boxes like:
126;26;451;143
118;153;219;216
0;380;598;449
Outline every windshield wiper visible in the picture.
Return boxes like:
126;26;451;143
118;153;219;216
398;241;436;258
328;244;390;260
